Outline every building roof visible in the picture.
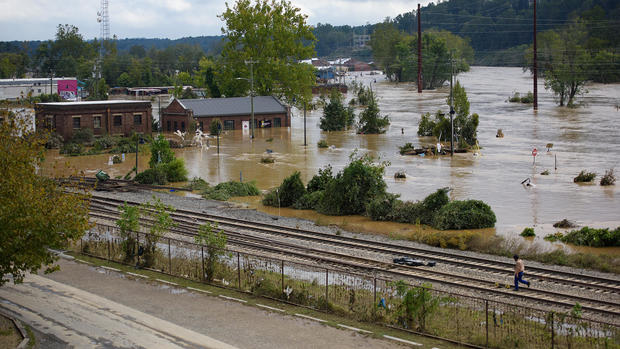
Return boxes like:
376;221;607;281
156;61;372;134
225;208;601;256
37;100;151;107
178;96;287;117
0;77;76;86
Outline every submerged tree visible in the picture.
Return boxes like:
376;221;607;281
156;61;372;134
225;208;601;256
357;91;390;134
320;90;355;131
0;117;91;286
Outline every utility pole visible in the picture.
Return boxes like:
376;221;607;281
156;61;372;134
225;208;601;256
303;101;307;146
417;3;422;93
245;59;258;139
450;54;455;156
533;0;538;110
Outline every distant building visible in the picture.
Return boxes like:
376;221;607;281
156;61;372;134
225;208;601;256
161;96;290;133
35;100;152;140
353;34;371;48
0;77;79;101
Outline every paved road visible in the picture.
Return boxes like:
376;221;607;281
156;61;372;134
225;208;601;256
0;259;441;348
0;273;236;349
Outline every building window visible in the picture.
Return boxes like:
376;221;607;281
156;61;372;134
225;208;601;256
223;120;235;130
199;122;204;131
113;114;122;126
181;122;185;132
174;121;178;131
93;115;102;129
273;118;281;127
72;116;80;129
133;113;142;125
37;89;41;93
167;121;171;131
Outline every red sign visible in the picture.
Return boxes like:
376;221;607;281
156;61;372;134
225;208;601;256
532;148;538;157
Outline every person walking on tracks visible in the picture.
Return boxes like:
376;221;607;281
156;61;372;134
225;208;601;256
513;254;530;291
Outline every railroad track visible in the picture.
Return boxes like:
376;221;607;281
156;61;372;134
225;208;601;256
86;197;620;319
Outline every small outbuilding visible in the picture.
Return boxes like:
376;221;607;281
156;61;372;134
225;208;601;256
35;100;152;140
161;96;290;133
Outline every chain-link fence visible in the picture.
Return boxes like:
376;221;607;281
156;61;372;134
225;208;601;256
74;223;619;349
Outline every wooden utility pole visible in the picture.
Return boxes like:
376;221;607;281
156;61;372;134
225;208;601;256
533;0;538;110
417;4;422;93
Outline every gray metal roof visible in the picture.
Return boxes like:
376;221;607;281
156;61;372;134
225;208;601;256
178;96;287;117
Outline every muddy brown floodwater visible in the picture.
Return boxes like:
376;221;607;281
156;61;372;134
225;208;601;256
43;67;620;244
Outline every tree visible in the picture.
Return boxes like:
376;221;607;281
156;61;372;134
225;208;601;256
116;203;140;263
357;91;389;134
140;196;177;267
149;135;175;168
194;222;228;282
217;0;316;105
529;21;590;107
320;90;355;131
0;117;90;286
417;80;478;147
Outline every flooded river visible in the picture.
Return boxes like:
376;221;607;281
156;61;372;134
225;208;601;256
43;67;620;238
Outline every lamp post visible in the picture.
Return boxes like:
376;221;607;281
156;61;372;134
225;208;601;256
235;59;258;139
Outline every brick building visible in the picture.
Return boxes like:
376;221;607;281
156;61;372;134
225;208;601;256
161;96;290;133
35;100;152;140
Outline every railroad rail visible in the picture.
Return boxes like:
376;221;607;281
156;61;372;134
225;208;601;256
86;196;620;319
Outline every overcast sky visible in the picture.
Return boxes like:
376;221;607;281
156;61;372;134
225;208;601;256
0;0;436;41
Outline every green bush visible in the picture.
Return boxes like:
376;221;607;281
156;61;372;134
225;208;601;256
71;128;94;145
276;172;306;207
162;158;188;182
202;181;260;201
60;142;83;156
135;167;168;185
112;155;122;164
317;139;328;148
574;170;596;183
520;227;536;237
391;200;426;224
185;177;210;191
560;226;620;247
293;191;324;210
261;188;279;206
508;92;521;103
421;188;450;223
45;133;64;149
317;153;387;215
93;135;116;151
149;135;175;167
433;200;496;230
306;165;333;193
110;138;137;154
366;194;399;221
520;92;534;104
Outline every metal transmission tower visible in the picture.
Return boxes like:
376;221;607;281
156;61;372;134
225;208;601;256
95;0;110;98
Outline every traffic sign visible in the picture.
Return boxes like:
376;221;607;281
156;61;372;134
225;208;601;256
532;148;538;157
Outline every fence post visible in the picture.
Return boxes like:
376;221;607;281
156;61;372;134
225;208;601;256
201;246;205;281
485;300;489;348
551;312;554;349
237;252;241;290
168;238;171;273
325;269;329;306
281;260;284;295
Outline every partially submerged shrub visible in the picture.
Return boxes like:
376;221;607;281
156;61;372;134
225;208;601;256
112;155;122;164
574;170;596;183
45;133;64;149
293;191;324;210
162;158;188;182
553;219;577;228
520;227;536;237
399;143;415;155
561;226;620;247
600;169;616;186
135;167;168;185
261;156;275;164
276;172;306;207
93;135;116;151
541;170;550;175
71;128;94;145
317;139;328;148
366;194;399;221
185;177;210;191
306;165;333;193
60;142;83;156
433;200;496;230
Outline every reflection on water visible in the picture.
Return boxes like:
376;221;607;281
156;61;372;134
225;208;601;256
43;67;620;244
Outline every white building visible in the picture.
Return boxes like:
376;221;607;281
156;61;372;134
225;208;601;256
0;77;78;101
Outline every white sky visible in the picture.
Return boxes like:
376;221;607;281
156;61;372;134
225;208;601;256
0;0;435;41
